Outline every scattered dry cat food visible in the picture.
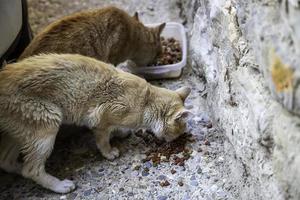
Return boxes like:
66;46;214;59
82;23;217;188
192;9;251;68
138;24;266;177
138;132;195;167
133;165;141;171
160;180;171;187
206;122;213;129
204;139;210;146
178;181;184;187
149;37;182;66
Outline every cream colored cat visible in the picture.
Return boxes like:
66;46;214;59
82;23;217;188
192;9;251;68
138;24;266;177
0;54;191;193
19;6;165;67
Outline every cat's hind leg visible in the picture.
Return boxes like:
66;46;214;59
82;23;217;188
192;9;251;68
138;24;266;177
94;127;120;160
21;126;76;194
110;128;132;139
0;134;22;174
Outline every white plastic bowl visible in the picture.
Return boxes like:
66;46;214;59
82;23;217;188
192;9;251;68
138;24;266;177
129;22;187;80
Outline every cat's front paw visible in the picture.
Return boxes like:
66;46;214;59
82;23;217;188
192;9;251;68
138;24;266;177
52;179;76;194
102;147;120;160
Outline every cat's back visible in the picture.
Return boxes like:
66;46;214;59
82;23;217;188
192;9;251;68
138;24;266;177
44;6;131;33
0;54;122;126
19;7;133;60
0;54;116;95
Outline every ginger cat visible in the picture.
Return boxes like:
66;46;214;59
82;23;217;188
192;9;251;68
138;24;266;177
0;54;191;193
19;7;165;66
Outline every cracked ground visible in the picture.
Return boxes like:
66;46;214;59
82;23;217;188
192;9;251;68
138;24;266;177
0;0;235;199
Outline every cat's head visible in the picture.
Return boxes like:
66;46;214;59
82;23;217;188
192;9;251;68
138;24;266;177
145;86;193;142
131;12;166;66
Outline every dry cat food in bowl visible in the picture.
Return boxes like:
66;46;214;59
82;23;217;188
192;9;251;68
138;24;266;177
129;22;187;80
151;36;182;66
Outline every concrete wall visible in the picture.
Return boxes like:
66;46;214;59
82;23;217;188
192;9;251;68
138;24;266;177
184;0;300;199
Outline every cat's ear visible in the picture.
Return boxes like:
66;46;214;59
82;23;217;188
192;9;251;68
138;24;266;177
175;110;194;122
155;23;166;35
133;12;139;21
176;86;191;102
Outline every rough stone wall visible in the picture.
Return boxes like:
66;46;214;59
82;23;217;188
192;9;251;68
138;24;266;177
185;0;300;199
